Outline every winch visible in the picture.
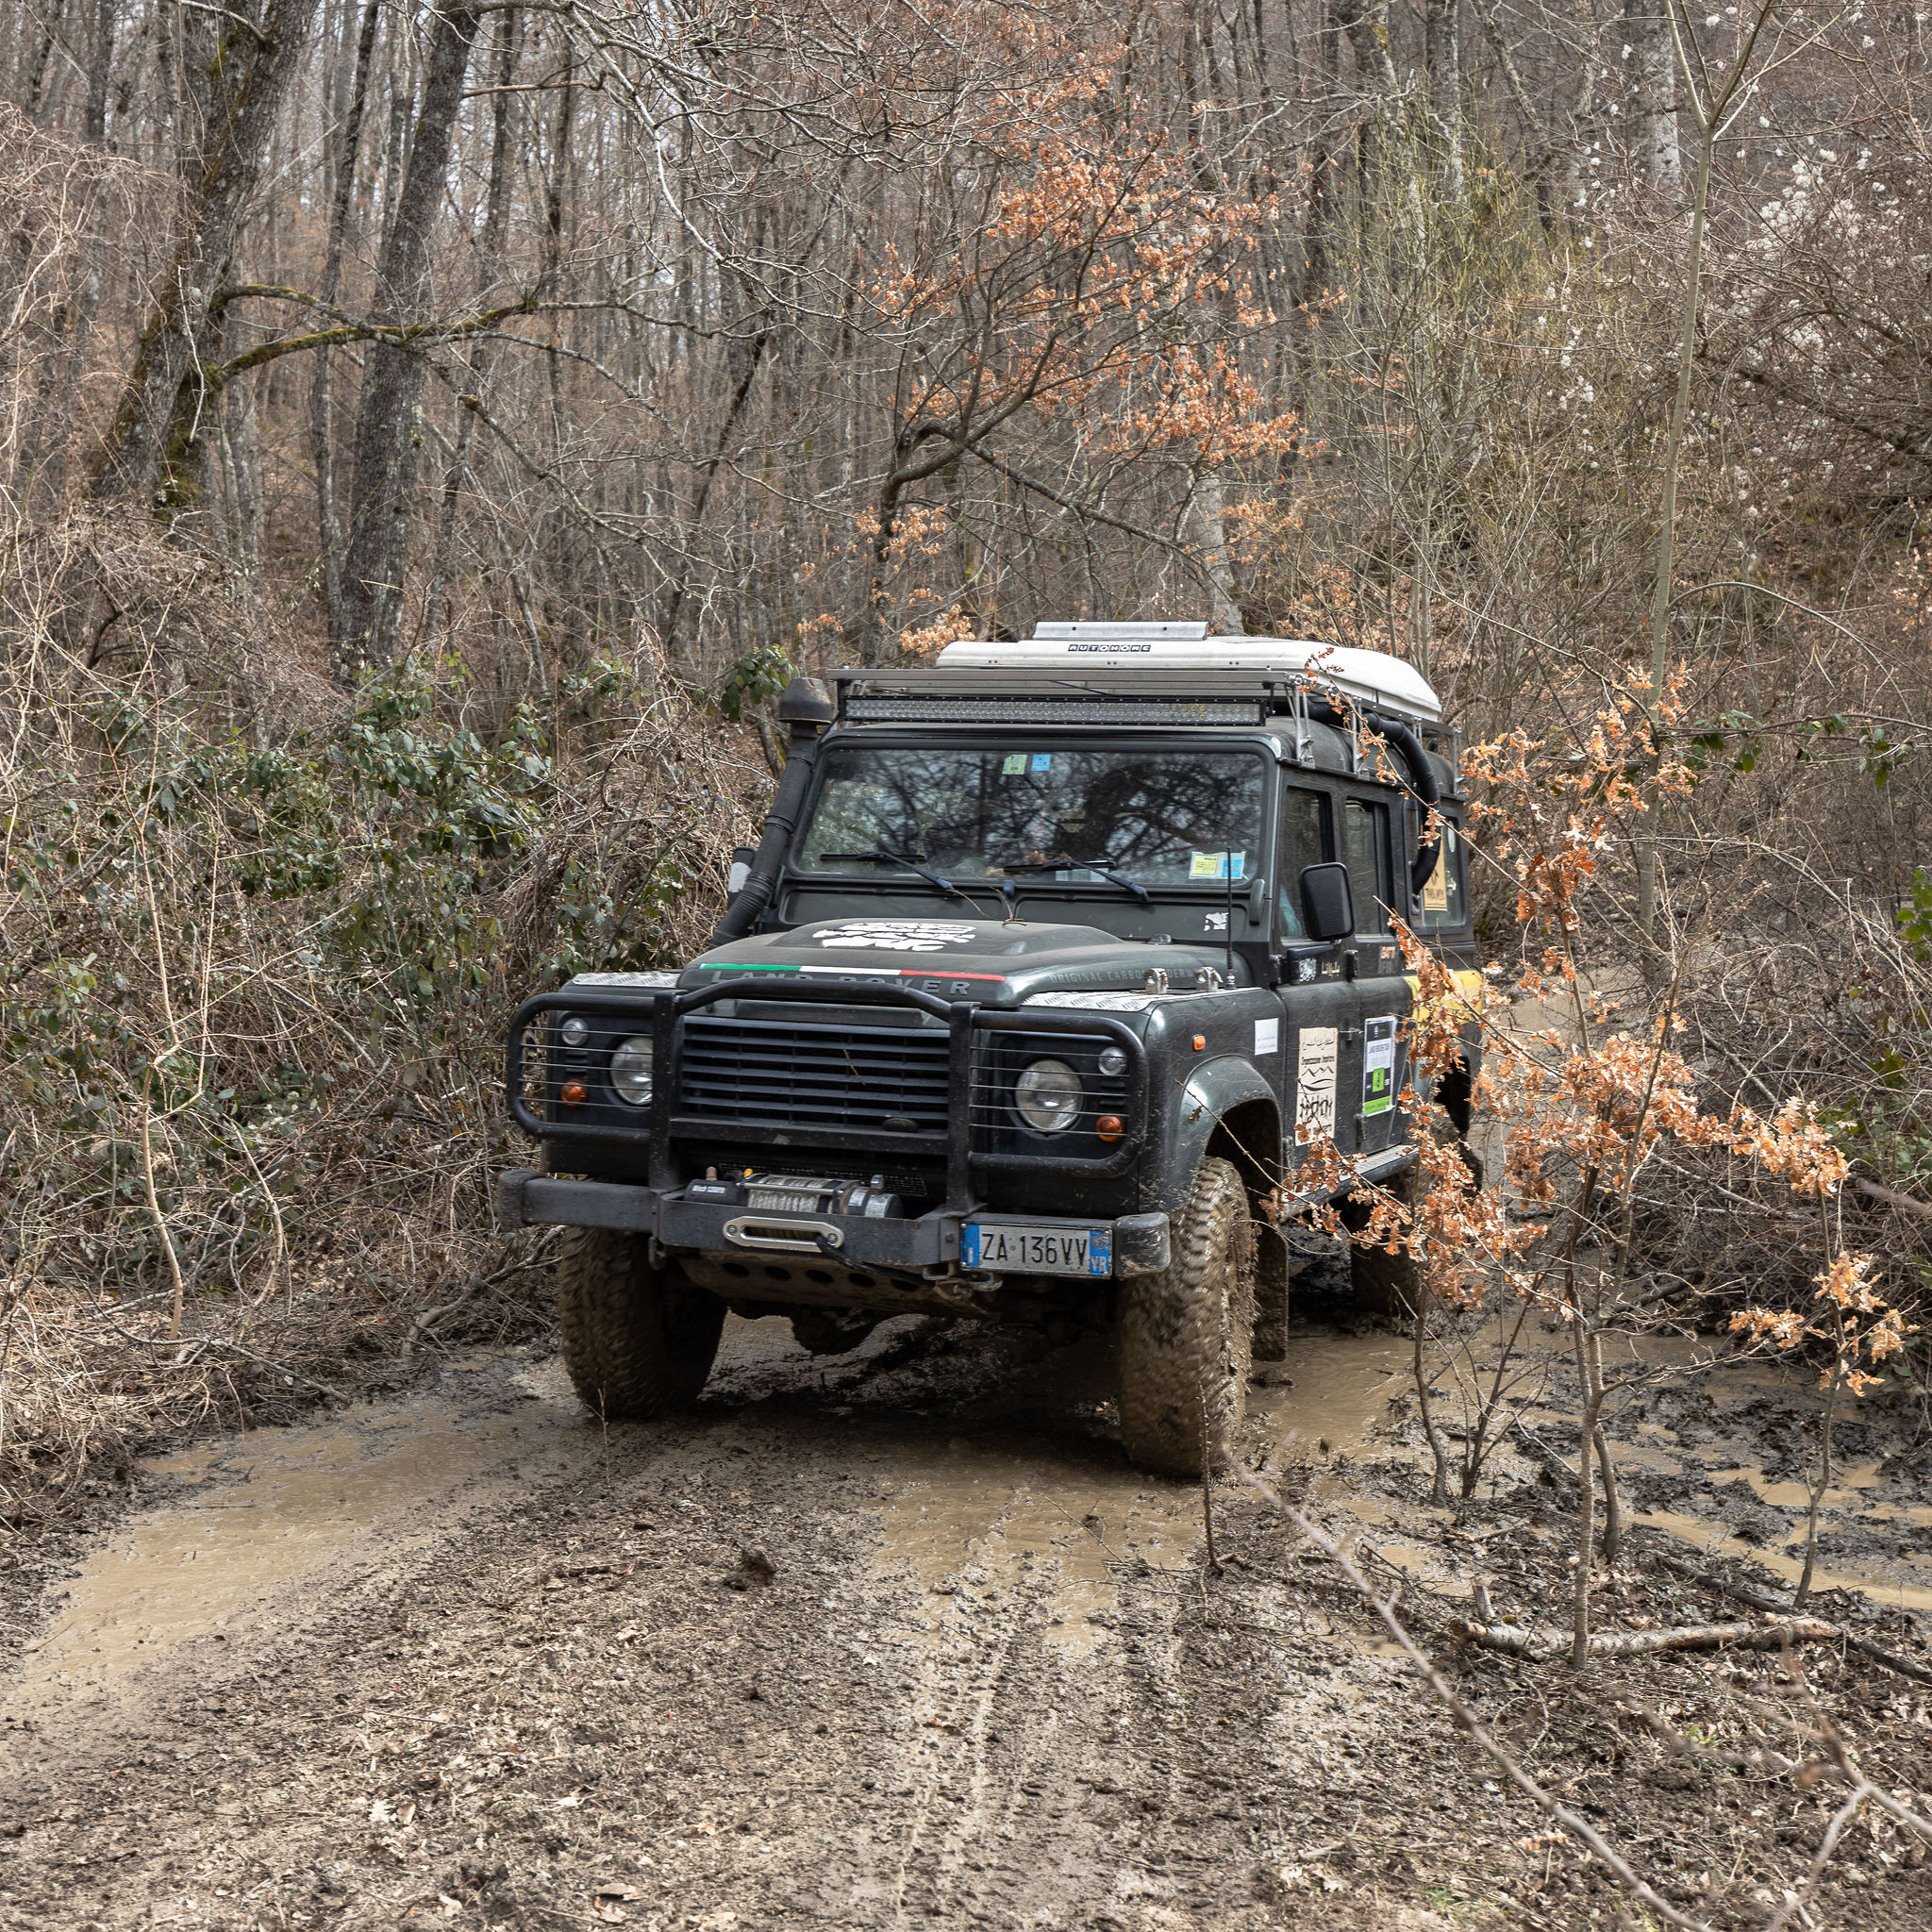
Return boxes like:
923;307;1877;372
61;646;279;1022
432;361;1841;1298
684;1170;905;1220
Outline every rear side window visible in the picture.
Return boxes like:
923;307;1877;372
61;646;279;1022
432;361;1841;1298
1418;816;1469;931
1343;798;1392;933
1274;788;1329;939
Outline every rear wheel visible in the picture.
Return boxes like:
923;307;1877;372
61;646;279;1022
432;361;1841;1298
1116;1158;1257;1478
557;1229;724;1419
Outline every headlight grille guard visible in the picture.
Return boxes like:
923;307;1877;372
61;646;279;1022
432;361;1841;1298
505;978;1148;1213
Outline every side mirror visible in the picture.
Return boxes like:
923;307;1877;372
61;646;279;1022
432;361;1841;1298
1299;862;1355;943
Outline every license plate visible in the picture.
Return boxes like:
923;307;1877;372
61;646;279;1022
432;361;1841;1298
961;1223;1111;1276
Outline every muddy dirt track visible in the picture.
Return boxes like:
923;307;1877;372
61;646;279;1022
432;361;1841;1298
4;1291;1932;1932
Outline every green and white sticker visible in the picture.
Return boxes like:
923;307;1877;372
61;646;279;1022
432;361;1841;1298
1362;1015;1398;1118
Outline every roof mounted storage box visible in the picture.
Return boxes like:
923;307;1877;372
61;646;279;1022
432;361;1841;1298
933;621;1442;723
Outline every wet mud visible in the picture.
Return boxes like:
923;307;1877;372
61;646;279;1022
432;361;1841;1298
2;1279;1930;1931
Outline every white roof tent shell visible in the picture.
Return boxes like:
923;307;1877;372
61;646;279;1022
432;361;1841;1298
933;620;1441;724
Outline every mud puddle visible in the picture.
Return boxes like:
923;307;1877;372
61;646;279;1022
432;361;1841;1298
11;1295;1926;1759
1287;1310;1932;1616
868;1324;1418;1670
2;1357;578;1740
0;1317;817;1745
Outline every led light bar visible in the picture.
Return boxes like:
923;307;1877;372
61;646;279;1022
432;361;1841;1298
841;694;1268;726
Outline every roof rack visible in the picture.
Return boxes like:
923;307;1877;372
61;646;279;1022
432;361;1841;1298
827;623;1441;725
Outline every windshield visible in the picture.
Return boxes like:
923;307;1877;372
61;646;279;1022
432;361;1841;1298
795;743;1266;887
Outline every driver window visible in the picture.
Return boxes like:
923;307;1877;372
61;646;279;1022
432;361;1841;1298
1343;798;1392;933
1274;788;1329;939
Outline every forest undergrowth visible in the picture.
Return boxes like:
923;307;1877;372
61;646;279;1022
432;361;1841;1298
0;522;767;1519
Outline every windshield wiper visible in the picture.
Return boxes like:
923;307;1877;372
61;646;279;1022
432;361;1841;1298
991;856;1153;908
817;849;973;902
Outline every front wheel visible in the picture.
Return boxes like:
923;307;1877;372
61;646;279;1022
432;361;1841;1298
1116;1157;1257;1478
557;1229;724;1419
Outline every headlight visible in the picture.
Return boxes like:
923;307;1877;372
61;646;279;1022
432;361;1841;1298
1014;1058;1081;1133
558;1014;591;1047
609;1035;654;1107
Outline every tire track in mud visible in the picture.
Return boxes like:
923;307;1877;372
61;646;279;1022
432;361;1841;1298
11;1307;1928;1930
0;1312;1465;1932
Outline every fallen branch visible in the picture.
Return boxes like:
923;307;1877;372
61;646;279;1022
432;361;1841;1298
1852;1176;1932;1222
1647;1548;1932;1688
1452;1613;1835;1659
1240;1473;1716;1932
405;1251;556;1355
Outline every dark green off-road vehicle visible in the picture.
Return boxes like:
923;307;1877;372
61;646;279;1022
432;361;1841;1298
498;621;1482;1474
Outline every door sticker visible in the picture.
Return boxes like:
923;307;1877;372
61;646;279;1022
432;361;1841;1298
1255;1017;1280;1057
1362;1015;1399;1118
1294;1026;1338;1142
1423;843;1450;912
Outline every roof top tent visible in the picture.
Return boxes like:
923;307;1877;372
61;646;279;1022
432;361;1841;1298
831;621;1456;787
930;620;1442;724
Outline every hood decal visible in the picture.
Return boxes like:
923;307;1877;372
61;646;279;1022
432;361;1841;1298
808;918;980;951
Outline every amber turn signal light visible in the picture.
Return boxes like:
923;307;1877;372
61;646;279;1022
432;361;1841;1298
1095;1114;1125;1142
559;1080;590;1106
1191;1033;1207;1051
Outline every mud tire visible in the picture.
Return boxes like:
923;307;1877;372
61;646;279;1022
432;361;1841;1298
1341;1164;1428;1319
1116;1157;1257;1479
556;1229;724;1420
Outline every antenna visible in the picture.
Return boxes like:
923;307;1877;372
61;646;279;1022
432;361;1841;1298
1225;852;1236;983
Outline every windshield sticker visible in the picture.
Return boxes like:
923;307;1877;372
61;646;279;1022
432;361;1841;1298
1001;753;1026;774
1363;1015;1399;1117
1294;1026;1339;1142
1030;753;1052;773
1189;850;1246;880
810;919;979;951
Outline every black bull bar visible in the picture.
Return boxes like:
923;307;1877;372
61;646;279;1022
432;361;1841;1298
505;975;1149;1214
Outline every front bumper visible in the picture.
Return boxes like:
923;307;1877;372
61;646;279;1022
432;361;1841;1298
496;1170;1172;1278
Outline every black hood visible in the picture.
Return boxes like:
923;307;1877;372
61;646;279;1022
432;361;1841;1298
683;916;1241;1005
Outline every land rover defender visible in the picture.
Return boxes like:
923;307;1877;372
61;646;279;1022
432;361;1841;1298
497;621;1482;1475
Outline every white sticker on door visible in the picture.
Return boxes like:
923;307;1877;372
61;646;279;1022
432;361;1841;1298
1294;1026;1338;1143
1363;1015;1399;1117
1255;1017;1280;1057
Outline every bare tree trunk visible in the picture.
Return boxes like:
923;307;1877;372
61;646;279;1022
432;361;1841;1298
85;0;115;144
1636;78;1714;934
1629;0;1683;196
1187;470;1244;632
661;321;771;653
1424;0;1463;199
425;2;519;647
1333;0;1400;181
334;0;482;683
85;0;317;512
310;0;379;646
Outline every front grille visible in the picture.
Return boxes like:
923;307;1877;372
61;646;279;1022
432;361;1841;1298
676;1014;952;1132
